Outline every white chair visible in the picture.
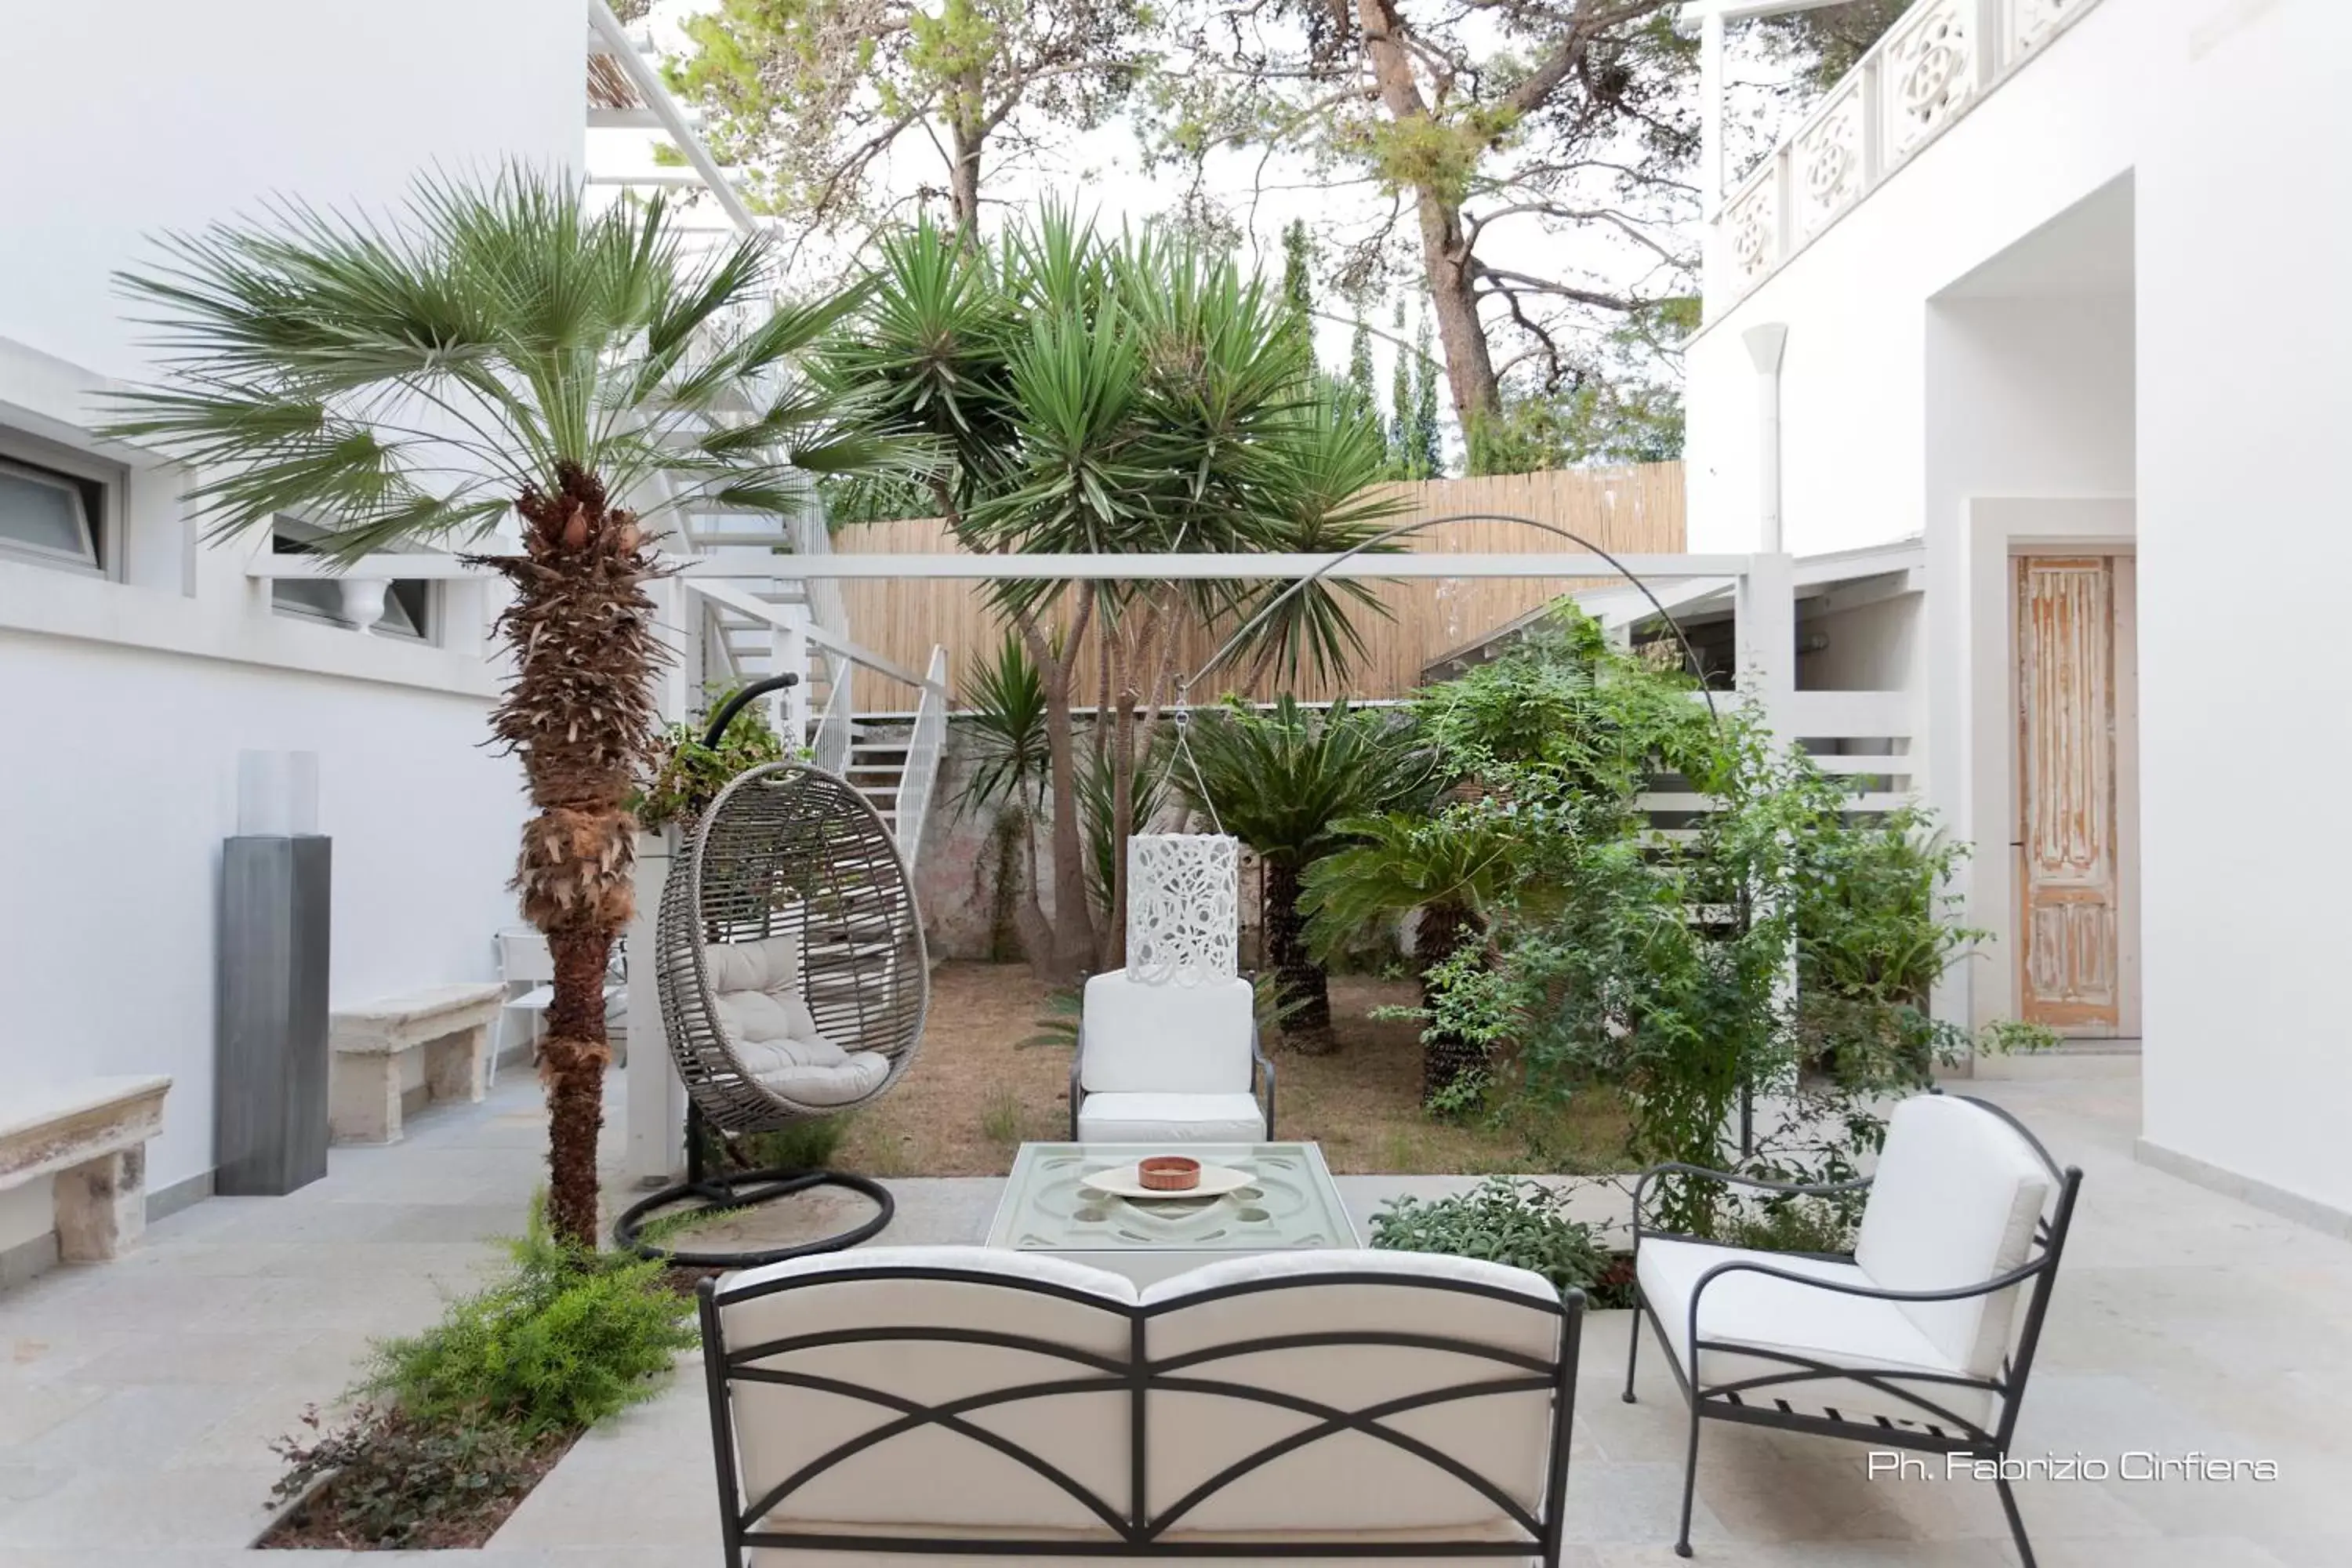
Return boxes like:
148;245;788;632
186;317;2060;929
492;930;626;1087
696;1244;1584;1565
1624;1094;2083;1568
1066;969;1273;1142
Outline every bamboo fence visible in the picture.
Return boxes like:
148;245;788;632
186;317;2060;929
834;463;1684;709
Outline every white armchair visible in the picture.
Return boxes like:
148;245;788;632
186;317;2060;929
1067;969;1273;1143
1624;1094;2082;1568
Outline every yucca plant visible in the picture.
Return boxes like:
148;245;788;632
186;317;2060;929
832;208;1403;979
1178;698;1432;1052
104;168;935;1247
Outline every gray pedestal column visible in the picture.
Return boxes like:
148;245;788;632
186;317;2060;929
215;835;332;1196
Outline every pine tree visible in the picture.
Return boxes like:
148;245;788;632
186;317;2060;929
1409;309;1443;478
1389;299;1414;474
1280;220;1315;361
1345;315;1377;423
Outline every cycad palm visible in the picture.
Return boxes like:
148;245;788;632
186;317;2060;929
1300;808;1520;1096
105;169;934;1247
1179;698;1428;1052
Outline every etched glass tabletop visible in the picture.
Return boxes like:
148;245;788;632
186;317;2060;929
985;1142;1357;1280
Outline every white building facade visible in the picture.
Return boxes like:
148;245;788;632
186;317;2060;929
1682;0;2352;1223
0;1;585;1258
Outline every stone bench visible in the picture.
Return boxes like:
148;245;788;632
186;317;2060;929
328;983;506;1145
0;1076;172;1267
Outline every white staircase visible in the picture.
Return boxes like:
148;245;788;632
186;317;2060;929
672;501;951;870
585;2;949;872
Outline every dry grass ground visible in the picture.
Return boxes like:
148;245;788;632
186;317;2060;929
834;962;1630;1178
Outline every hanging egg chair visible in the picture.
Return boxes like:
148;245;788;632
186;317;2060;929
615;687;927;1266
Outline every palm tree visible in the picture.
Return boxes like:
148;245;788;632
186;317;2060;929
1178;697;1430;1053
1300;808;1519;1098
104;169;933;1248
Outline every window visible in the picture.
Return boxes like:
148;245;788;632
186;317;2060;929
270;523;436;642
0;453;107;575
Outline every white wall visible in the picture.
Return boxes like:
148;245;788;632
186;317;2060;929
0;0;583;380
0;0;584;1239
1922;293;2136;1025
1797;591;1918;692
2134;0;2352;1216
0;631;523;1194
1691;0;2352;1218
1685;0;2154;556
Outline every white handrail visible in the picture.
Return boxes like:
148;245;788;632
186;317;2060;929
813;648;854;775
681;575;940;693
894;645;950;862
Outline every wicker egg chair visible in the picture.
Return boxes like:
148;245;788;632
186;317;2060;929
614;731;927;1267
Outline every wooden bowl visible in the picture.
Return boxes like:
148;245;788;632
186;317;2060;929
1138;1156;1203;1192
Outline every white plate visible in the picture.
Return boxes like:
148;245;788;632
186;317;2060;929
1080;1162;1256;1200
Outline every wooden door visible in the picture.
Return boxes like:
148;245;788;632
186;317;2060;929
2016;556;2121;1034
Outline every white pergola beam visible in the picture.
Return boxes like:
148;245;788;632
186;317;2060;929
252;551;1758;583
702;552;1759;581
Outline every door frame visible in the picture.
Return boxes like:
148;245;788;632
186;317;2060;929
2011;552;2138;1036
1949;498;2140;1038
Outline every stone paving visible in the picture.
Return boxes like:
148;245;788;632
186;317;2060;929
2;1055;2347;1566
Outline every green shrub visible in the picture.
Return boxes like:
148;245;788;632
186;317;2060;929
363;1210;695;1436
632;684;789;832
1719;1195;1858;1256
1370;1177;1624;1305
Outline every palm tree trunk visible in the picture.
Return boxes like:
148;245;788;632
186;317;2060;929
1109;687;1136;971
1015;597;1098;983
1414;898;1484;1102
477;462;663;1251
1264;860;1335;1054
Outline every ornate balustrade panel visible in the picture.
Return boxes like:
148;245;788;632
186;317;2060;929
1724;172;1783;290
1794;78;1871;243
2010;0;2088;56
1882;0;1979;169
1711;0;2108;307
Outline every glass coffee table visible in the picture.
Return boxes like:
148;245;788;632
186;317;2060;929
985;1142;1359;1285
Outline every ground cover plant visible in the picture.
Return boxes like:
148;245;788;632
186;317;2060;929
1370;1177;1632;1306
261;1207;695;1550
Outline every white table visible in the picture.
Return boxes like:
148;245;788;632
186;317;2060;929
985;1140;1359;1286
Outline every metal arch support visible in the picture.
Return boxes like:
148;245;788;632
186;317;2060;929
1174;510;1720;721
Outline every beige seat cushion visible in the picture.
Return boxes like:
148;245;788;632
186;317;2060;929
715;1247;1566;1556
1638;1236;1991;1431
706;934;890;1105
1080;971;1254;1094
747;1516;1541;1567
1075;1091;1267;1142
1853;1094;2051;1377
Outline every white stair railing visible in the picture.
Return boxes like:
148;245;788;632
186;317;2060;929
813;647;855;775
893;644;952;863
